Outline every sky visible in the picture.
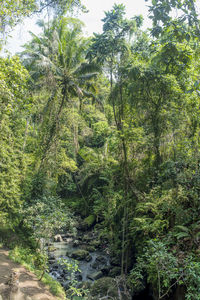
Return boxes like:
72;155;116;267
3;0;151;55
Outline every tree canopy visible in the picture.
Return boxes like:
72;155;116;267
1;1;200;299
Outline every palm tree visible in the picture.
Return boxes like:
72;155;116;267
22;17;99;160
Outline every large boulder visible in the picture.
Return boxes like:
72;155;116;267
70;249;90;260
90;277;118;299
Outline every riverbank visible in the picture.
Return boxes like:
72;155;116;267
0;248;64;300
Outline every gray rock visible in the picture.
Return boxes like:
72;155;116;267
64;237;73;243
87;271;103;281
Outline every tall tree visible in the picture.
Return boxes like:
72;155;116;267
87;4;144;274
21;17;99;196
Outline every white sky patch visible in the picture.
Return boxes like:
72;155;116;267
3;0;151;56
79;0;151;35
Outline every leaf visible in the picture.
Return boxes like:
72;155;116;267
175;232;190;240
175;225;190;233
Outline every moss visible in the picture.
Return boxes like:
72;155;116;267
84;215;96;227
71;249;89;260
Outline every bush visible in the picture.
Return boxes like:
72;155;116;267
129;239;200;300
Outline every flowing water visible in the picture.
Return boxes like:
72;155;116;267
48;236;110;286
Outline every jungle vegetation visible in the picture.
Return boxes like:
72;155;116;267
0;0;200;299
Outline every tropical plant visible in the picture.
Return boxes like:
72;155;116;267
22;17;99;161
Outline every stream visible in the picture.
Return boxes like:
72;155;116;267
47;231;154;299
47;230;111;291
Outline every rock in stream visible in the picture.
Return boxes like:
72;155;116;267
48;229;110;289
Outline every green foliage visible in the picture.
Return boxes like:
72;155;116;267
9;246;43;270
129;240;179;298
1;2;200;300
0;56;30;227
42;272;67;299
22;195;76;243
58;257;88;298
84;215;96;227
130;240;200;300
183;257;200;300
147;0;200;38
0;0;35;35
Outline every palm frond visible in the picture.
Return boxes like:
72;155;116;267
74;62;101;75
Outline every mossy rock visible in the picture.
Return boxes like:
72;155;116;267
48;246;57;252
84;245;96;252
71;249;89;260
90;277;118;299
90;239;101;248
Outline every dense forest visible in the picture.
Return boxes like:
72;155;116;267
0;0;200;299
